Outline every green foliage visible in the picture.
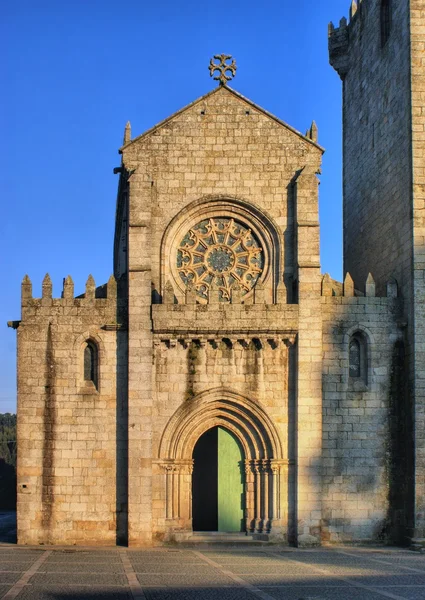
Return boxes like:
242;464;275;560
0;413;17;509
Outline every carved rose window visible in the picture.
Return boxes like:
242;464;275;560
177;217;264;301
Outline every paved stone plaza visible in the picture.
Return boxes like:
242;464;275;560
0;511;424;600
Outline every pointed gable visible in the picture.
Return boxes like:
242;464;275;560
120;86;324;153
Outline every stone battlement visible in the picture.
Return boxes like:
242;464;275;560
19;274;117;320
328;0;364;79
321;272;399;299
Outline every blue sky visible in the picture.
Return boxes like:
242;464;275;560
1;0;350;413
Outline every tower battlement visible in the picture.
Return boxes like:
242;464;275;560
328;0;365;79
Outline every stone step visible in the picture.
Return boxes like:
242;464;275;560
411;538;425;552
174;532;271;547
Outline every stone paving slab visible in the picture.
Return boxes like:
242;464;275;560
0;572;22;584
0;546;423;600
350;574;425;586
131;563;222;573
28;572;128;585
40;562;126;573
0;585;13;599
0;550;42;556
0;564;33;571
45;555;122;563
0;555;42;564
258;587;387;599
241;573;344;586
136;573;240;587
143;588;257;599
378;590;425;600
130;555;204;563
13;585;132;599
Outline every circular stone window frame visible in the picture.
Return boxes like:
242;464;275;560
161;198;280;304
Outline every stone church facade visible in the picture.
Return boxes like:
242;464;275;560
10;0;425;547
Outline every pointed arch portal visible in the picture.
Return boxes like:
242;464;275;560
157;389;288;537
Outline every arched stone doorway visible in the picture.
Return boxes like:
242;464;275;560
157;389;288;539
192;426;245;532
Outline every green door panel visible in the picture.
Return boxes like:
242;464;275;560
217;427;245;532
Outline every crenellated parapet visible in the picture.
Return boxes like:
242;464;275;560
328;0;364;79
162;279;287;307
20;273;118;323
321;271;399;299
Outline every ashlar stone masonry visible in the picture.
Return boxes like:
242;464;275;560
9;1;425;546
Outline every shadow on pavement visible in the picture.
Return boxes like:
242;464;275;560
0;511;17;544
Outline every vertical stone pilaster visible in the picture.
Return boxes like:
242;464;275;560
294;166;323;546
410;0;425;539
127;176;153;545
128;267;153;546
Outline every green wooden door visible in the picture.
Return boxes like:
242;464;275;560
217;427;245;532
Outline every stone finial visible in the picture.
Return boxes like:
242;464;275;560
42;273;52;298
185;283;197;305
328;22;335;36
163;280;175;305
123;121;131;144
21;274;32;301
387;277;398;298
208;54;237;86
231;282;242;304
85;274;95;300
276;280;286;304
350;0;358;20
208;281;220;304
309;121;318;143
62;275;74;300
365;273;376;297
107;274;117;300
340;16;347;27
343;272;354;297
322;273;333;297
254;281;266;304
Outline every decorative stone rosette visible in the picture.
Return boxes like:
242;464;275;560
177;217;264;302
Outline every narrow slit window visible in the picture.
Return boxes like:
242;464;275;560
381;0;391;47
349;339;361;378
349;332;368;385
84;341;98;389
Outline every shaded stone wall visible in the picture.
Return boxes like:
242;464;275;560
410;0;425;539
329;0;423;540
329;1;412;298
16;276;122;545
321;282;401;543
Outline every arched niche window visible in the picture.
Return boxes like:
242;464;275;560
349;332;368;385
84;340;98;390
381;0;391;47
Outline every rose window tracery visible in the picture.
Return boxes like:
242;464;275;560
177;217;264;301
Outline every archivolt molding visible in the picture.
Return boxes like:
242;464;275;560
158;388;284;462
73;329;106;359
161;196;282;303
343;324;375;347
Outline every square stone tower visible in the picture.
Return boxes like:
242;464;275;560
329;0;425;541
